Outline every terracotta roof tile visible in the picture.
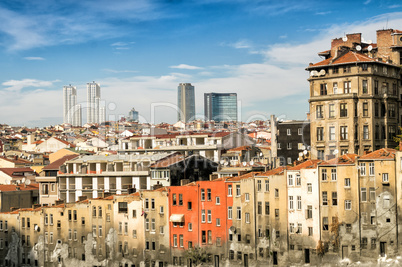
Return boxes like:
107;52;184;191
288;159;321;170
320;154;358;166
309;51;376;68
0;183;39;191
258;166;287;176
43;154;79;170
0;167;36;178
227;171;261;181
359;148;396;160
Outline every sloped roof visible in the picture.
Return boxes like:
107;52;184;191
320;154;358;166
150;153;184;168
43;154;79;170
227;171;261;182
227;146;251;152
288;159;321;171
0;183;39;192
258;166;287;176
0;167;36;178
309;51;375;68
359;148;396;160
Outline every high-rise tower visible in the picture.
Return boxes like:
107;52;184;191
63;85;81;126
204;93;237;122
87;81;101;124
177;83;195;122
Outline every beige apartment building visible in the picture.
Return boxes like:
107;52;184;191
308;29;402;159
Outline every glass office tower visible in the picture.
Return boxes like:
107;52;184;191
204;93;237;122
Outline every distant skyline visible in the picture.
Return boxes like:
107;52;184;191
0;0;402;127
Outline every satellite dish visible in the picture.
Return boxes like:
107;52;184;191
333;149;339;155
311;70;319;77
242;162;247;167
34;225;40;232
319;69;326;76
250;161;254;165
6;180;10;185
25;179;31;186
16;180;20;185
220;160;225;165
303;150;308;155
368;45;373;52
224;162;228;166
356;45;362;51
299;152;303;157
21;178;25;184
342;36;348;42
229;226;236;233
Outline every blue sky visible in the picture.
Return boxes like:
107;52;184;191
0;0;402;127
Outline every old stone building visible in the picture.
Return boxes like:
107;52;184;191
308;29;402;160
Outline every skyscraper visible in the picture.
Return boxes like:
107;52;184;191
63;85;81;126
87;81;101;124
204;93;237;122
177;83;195;122
128;108;139;122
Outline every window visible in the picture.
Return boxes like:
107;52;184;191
202;231;206;244
331;169;337;181
258;202;262;214
287;129;291;135
382;173;389;183
361;237;367;249
360;163;366;176
173;235;177;247
297;196;302;210
297;223;302;234
340;126;348;140
323;217;329;231
363;102;368;117
236;185;241;196
245;193;250;202
346;224;352;233
306;205;312;219
308;227;313;236
265;202;270;215
332;192;337;206
201;189;205;201
228;185;232;196
257;180;262;191
145;219;149;231
180;235;184;247
288;174;293;186
151;219;155;232
287;143;292;150
316;105;323;119
275;188;279;198
374;80;379;94
329;104;335;118
289;223;294;233
307;183;312;193
383;196;390;209
298;128;302;135
345;178;351;187
118;202;128;213
207;210;212;223
289;196;294;210
265;180;269;192
320;83;327;95
245;213;250;223
389;104;396;118
371;238;377;249
333;67;339;74
275;209;279;218
321;169;327;181
340;103;347;117
187;201;192;210
389;125;396;140
188;223;192;231
322;191;328;205
361;188;367;202
369;163;375;176
317;127;324;141
216;218;221;226
215;196;220;205
207;189;211;201
201;210;206;223
363;125;369;140
344;81;351;93
345;200;352;210
172;194;177;205
344;66;351;74
362;63;368;71
369;188;376;202
236;207;241;220
159;205;164;214
296;174;301;186
228;207;232;219
362;80;368;94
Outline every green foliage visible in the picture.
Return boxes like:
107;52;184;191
394;128;402;150
184;247;208;265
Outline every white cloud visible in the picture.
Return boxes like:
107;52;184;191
23;57;45;61
2;79;59;92
170;64;203;70
364;0;372;4
315;11;332;15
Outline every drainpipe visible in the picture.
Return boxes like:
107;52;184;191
253;176;257;262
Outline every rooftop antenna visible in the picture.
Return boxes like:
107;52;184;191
386;17;388;29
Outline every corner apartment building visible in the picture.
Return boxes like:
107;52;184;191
308;29;402;159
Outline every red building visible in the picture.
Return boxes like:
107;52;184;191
169;178;233;266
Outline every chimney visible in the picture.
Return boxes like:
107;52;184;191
128;187;137;194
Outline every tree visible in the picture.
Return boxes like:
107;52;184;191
184;246;208;266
